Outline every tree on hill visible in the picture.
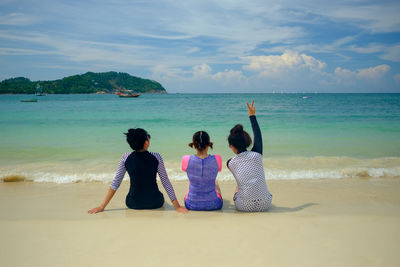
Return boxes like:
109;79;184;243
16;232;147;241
0;72;167;94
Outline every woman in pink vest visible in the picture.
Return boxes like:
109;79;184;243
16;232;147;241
182;131;223;211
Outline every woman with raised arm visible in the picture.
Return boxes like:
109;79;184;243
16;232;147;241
227;101;272;212
88;128;188;214
182;131;223;211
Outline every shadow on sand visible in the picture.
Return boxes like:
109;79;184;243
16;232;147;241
268;203;318;213
103;202;318;214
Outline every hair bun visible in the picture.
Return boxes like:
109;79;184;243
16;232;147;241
189;131;213;151
231;124;244;135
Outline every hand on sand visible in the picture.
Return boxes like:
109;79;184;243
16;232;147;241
247;100;256;116
176;207;189;214
88;206;104;214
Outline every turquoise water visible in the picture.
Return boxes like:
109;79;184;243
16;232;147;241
1;93;399;182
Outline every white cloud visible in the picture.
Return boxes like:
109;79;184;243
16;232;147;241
348;43;384;54
243;51;326;77
334;67;356;82
357;64;390;80
346;43;400;63
212;69;246;84
192;64;212;78
380;45;400;62
344;43;400;63
261;35;359;55
150;65;189;80
316;3;400;33
0;1;399;92
152;63;245;84
335;64;391;82
187;47;200;54
0;47;58;56
0;13;38;26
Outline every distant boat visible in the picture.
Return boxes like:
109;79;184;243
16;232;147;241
35;84;46;96
21;99;38;102
301;96;312;99
116;91;140;98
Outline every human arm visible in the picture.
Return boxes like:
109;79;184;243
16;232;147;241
88;187;116;214
152;152;188;213
171;199;188;213
88;153;129;214
110;152;130;190
247;101;263;155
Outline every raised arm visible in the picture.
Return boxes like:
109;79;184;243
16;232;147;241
247;101;263;155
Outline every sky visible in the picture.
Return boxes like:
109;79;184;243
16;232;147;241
0;0;400;93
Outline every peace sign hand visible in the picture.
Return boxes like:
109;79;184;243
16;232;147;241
247;100;256;116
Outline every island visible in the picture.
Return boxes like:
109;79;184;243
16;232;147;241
0;72;167;94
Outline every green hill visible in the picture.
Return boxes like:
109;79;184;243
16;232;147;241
0;72;167;94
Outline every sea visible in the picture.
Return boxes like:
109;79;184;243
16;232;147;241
1;93;399;183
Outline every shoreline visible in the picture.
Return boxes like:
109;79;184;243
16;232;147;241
2;156;400;184
1;178;400;266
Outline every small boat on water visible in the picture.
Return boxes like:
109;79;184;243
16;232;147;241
116;91;140;98
35;84;46;96
20;99;38;102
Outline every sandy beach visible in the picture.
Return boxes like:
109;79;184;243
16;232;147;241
1;178;400;267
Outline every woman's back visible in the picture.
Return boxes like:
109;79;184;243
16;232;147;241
125;151;160;200
227;103;272;212
183;154;223;210
88;128;188;214
228;151;271;211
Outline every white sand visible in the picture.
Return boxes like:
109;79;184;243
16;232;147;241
1;178;400;267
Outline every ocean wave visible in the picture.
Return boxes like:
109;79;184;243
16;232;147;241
1;156;399;183
264;167;400;180
1;167;400;184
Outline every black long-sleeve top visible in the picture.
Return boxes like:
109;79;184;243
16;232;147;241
250;115;263;155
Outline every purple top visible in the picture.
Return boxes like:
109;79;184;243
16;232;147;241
182;154;223;210
110;151;177;201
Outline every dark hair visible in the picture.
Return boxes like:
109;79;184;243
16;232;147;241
228;124;252;152
125;128;150;151
188;131;213;151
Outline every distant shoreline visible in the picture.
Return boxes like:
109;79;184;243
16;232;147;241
2;92;400;95
0;71;167;94
1;91;167;95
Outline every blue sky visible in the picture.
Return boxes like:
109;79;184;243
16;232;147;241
0;0;399;93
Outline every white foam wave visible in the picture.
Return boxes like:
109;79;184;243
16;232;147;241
265;167;400;180
1;167;400;184
1;157;399;183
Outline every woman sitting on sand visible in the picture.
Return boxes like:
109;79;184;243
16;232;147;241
88;128;188;214
182;131;223;211
227;101;272;212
